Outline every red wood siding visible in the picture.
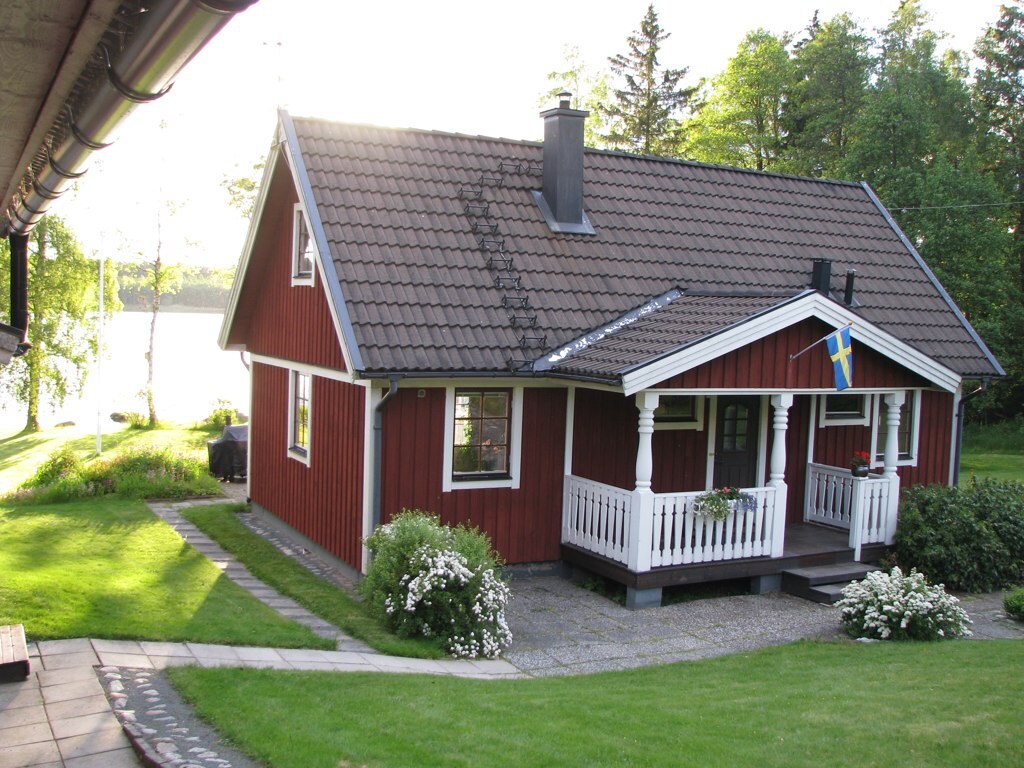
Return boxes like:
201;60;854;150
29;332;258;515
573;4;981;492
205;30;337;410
813;390;952;487
249;362;365;568
572;389;709;493
659;319;926;390
380;387;566;564
228;158;346;370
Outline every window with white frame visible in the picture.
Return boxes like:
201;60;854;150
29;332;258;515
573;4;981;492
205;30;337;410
653;395;704;430
443;386;522;490
292;204;315;284
873;391;918;464
819;393;869;427
289;370;311;462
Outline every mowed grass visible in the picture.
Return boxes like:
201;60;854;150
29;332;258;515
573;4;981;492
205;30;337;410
959;452;1024;483
169;639;1024;768
183;505;443;659
0;497;331;648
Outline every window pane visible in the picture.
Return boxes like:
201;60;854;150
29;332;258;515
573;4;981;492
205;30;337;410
295;214;314;277
876;395;912;459
292;372;310;453
453;390;510;475
825;394;865;419
654;395;695;422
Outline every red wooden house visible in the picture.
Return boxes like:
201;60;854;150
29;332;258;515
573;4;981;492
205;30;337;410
220;98;1002;607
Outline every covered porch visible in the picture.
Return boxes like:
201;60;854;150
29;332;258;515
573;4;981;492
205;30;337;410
561;390;907;607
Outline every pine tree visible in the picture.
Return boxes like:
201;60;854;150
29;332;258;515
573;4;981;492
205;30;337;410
603;4;694;155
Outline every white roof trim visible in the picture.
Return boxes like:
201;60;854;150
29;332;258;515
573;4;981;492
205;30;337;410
621;291;962;395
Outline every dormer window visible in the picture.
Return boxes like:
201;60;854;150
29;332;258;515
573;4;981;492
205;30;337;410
292;204;315;285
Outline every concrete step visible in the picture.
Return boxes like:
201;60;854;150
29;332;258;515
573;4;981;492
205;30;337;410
781;563;881;604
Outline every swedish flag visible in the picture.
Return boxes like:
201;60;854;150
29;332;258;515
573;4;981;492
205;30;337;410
826;326;853;391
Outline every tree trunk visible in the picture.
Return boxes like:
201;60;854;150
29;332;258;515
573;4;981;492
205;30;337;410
23;350;40;433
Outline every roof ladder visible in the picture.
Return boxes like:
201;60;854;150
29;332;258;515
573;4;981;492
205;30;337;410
458;187;482;199
464;201;489;216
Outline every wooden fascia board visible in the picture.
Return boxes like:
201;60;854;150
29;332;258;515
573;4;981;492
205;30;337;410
278;111;365;374
621;292;961;395
218;135;282;351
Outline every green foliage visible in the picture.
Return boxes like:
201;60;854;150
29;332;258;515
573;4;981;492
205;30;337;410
895;481;1024;592
602;4;695;155
203;400;248;430
11;443;218;503
837;566;972;641
362;510;511;658
117;262;234;311
1005;587;1024;621
541;45;619;149
0;216;121;432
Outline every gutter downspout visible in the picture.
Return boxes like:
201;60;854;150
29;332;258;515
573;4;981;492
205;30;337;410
953;380;989;486
371;375;402;532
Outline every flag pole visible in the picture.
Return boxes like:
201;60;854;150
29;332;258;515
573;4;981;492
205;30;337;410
789;321;853;361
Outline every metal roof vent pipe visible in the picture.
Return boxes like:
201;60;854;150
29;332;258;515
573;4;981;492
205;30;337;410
811;258;832;295
844;268;857;306
531;91;595;235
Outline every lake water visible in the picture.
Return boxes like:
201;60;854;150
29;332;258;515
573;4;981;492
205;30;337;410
0;311;250;435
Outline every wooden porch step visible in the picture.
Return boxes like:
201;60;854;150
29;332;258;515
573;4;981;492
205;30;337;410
0;624;30;682
781;564;881;605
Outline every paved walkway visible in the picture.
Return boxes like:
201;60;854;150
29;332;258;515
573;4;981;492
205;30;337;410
2;492;1022;767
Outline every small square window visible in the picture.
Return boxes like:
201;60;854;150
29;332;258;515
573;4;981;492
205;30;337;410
653;395;704;431
292;205;315;283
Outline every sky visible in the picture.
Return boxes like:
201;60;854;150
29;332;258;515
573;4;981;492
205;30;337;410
60;0;1016;269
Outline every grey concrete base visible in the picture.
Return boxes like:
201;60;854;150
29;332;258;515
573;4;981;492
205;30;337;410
626;585;663;610
750;574;782;594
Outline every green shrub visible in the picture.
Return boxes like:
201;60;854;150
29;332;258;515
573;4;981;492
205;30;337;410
9;443;218;503
362;510;512;658
203;399;248;430
837;567;972;641
1005;587;1024;621
895;481;1024;592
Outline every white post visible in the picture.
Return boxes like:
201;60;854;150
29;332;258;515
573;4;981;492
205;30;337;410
768;394;793;557
882;392;905;544
628;391;659;573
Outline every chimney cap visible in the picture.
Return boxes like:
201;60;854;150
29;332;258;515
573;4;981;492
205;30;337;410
558;91;572;108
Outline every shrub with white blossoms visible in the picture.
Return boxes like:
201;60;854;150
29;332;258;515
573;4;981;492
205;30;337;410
363;510;513;659
836;566;972;641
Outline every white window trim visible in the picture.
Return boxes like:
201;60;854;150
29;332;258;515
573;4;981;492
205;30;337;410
291;203;316;287
818;393;871;427
652;394;705;431
869;390;921;468
442;385;523;492
287;369;312;466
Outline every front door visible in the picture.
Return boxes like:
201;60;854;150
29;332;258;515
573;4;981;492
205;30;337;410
713;397;760;489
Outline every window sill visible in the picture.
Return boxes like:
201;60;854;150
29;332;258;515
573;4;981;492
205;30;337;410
288;446;310;466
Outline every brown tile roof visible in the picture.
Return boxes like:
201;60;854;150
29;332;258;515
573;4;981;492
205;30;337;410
290;114;1001;381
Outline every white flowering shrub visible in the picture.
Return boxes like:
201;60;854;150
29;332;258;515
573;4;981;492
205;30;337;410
837;566;972;641
363;510;512;659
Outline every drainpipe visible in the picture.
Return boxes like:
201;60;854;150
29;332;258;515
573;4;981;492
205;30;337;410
371;375;402;531
953;380;988;486
9;232;29;345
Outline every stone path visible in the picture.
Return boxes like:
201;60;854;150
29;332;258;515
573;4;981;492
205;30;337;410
2;490;1022;768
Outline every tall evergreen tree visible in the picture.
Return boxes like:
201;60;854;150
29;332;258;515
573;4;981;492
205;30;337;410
785;13;873;177
681;29;796;171
0;217;119;432
603;4;694;155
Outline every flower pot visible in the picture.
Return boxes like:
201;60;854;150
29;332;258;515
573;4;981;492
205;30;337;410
851;465;869;478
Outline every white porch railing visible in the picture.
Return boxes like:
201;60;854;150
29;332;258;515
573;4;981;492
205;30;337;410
563;475;780;571
805;463;898;559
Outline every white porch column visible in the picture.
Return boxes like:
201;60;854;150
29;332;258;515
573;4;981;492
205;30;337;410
627;392;659;574
882;392;905;544
768;394;793;557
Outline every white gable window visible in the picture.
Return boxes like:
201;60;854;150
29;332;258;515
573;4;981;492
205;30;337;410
288;370;312;464
443;386;522;491
872;391;920;466
291;204;315;285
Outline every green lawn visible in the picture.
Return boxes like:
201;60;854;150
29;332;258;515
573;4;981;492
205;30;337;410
183;505;443;659
0;497;331;648
959;451;1024;482
169;639;1024;768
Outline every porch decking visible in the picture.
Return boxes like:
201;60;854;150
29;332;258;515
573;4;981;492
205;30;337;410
562;522;890;593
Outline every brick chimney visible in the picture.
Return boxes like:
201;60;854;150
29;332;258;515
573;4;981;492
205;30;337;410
533;91;595;235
